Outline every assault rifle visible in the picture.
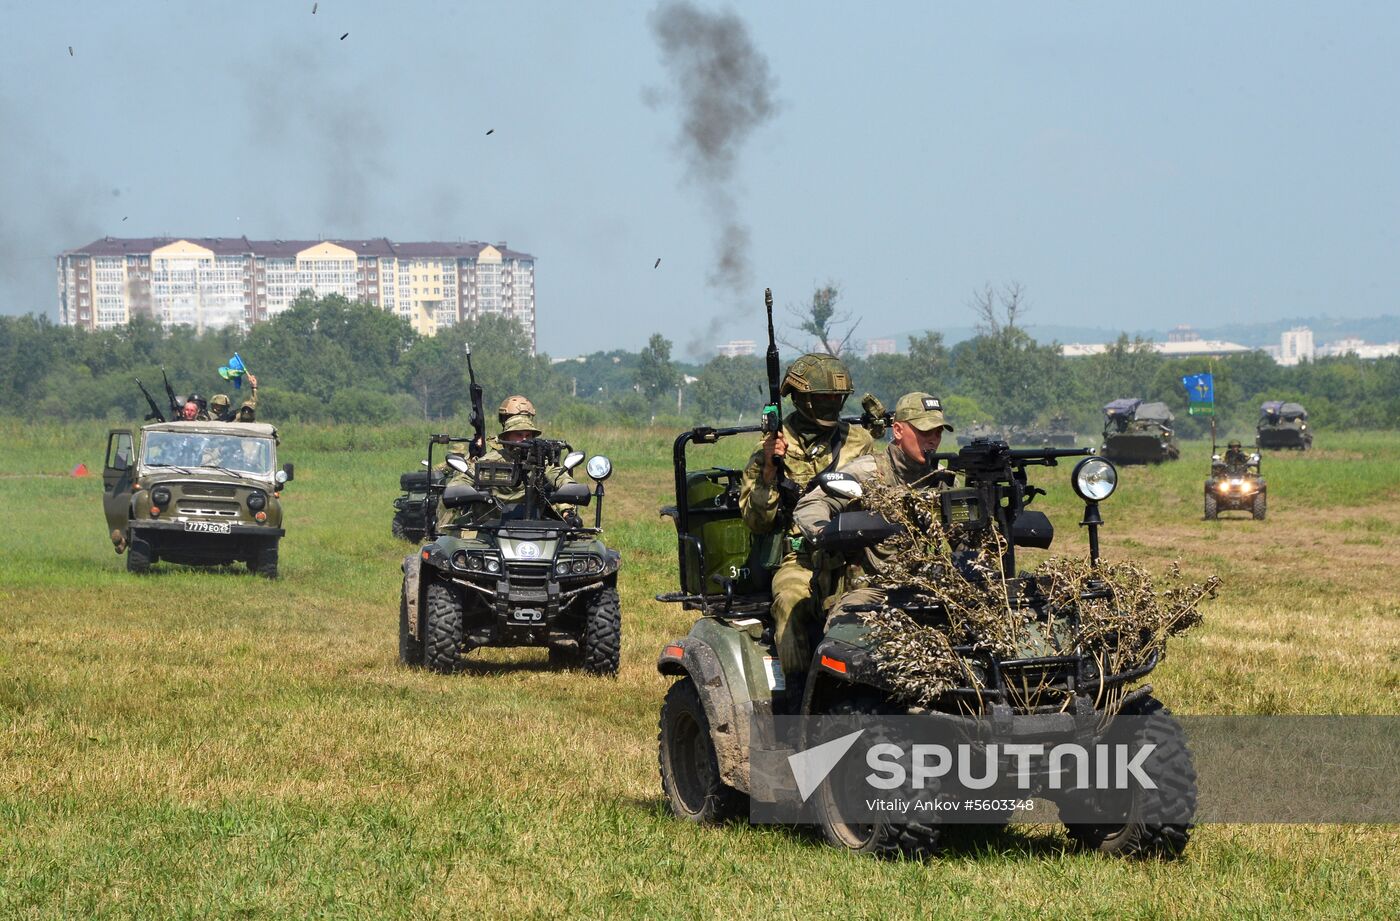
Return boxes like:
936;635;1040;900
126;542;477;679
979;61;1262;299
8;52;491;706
761;287;782;435
465;343;486;460
135;378;166;423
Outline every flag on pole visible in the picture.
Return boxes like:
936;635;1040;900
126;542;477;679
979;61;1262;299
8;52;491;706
1182;372;1214;416
218;352;249;389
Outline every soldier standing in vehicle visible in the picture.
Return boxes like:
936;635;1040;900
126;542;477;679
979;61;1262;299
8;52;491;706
436;406;575;531
1223;440;1248;471
209;374;259;422
738;353;875;689
793;392;956;616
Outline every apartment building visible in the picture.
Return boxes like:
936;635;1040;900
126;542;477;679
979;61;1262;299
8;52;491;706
57;236;537;346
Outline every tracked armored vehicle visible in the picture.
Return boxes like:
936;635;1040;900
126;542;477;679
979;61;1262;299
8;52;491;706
1257;401;1312;450
1100;399;1180;465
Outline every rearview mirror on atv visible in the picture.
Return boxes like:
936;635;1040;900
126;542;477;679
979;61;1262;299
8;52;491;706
552;482;592;505
562;451;585;472
818;472;863;500
442;483;489;508
445;453;470;474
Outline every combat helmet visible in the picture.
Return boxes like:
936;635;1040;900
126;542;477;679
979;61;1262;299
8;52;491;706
210;394;231;413
781;353;854;428
498;395;536;424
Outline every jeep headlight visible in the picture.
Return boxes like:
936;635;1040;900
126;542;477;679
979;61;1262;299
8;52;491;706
1072;457;1117;502
151;486;172;507
247;491;266;511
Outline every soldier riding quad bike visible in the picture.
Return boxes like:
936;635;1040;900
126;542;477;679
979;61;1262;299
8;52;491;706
1099;399;1180;465
391;463;440;542
656;434;1198;860
1257;401;1312;450
102;421;293;577
1204;441;1266;520
398;433;622;675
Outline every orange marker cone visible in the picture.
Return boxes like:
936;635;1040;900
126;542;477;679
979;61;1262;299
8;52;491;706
71;463;89;477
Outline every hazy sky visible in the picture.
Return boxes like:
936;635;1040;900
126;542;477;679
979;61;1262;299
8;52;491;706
2;1;1397;356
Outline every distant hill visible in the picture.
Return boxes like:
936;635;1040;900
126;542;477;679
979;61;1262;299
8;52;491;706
878;315;1400;351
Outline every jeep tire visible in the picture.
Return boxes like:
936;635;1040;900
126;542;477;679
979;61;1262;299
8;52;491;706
252;541;279;579
126;534;153;574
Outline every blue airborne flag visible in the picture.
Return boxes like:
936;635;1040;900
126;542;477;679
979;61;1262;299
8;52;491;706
1182;372;1214;416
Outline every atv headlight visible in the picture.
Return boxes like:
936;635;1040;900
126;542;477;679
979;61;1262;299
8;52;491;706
556;561;571;576
452;550;470;570
485;558;500;574
586;455;612;481
1072;457;1117;502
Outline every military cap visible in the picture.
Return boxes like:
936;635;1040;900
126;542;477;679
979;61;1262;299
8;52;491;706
894;392;954;433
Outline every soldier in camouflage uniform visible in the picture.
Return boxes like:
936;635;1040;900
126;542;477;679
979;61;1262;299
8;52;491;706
738;353;876;687
793;392;955;616
209;374;259;422
436;404;575;531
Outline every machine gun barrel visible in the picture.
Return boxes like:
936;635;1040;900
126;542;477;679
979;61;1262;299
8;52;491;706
160;367;180;417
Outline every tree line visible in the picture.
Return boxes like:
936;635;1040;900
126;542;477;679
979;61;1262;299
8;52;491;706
2;292;1397;437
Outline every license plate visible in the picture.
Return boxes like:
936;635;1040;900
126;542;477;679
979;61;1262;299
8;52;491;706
185;520;232;534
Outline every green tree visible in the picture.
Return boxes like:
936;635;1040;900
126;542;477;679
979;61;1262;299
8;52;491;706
784;282;859;357
635;333;679;400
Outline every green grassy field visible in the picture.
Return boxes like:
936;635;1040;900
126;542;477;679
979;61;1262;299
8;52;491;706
1;422;1396;919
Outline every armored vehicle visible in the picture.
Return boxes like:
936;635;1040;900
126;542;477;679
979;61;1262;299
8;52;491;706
655;429;1197;860
1257;401;1312;450
955;421;1006;447
391;465;439;542
1204;444;1266;520
1100;399;1180;464
1045;415;1079;447
102;421;293;577
398;434;622;675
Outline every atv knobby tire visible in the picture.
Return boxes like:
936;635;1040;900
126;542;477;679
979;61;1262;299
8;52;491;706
1062;695;1196;859
1252;493;1267;521
126;535;153;574
1203;494;1218;520
399;576;424;667
253;541;279;579
658;677;746;823
391;513;409;541
814;697;942;860
580;587;621;676
423;581;467;674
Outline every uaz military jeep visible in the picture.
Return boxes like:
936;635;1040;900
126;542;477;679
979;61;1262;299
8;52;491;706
656;430;1197;860
398;434;622;675
102;421;293;577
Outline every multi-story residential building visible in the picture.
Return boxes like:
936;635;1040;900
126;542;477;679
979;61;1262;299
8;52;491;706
715;339;756;357
57;236;537;347
1279;327;1315;366
863;338;897;357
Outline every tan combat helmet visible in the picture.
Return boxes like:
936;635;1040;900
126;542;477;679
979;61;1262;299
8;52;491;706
781;353;854;428
210;394;231;413
498;395;536;424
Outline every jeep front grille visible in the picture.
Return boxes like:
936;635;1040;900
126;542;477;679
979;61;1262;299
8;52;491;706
182;485;237;498
177;501;240;518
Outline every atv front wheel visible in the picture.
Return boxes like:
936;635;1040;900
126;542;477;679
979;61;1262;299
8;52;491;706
126;535;153;574
398;577;424;667
391;513;409;541
813;696;942;859
580;587;621;676
658;677;746;823
1252;493;1266;521
1062;696;1196;859
1203;494;1218;520
423;581;466;673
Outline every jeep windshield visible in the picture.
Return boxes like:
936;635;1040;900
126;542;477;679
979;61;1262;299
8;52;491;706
142;431;275;477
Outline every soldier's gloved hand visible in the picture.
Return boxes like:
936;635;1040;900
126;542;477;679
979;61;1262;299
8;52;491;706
762;430;787;480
